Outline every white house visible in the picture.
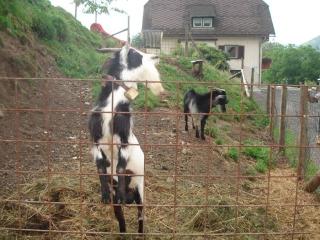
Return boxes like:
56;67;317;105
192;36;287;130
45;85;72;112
142;0;275;84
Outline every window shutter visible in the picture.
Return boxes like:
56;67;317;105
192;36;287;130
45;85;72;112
238;46;245;59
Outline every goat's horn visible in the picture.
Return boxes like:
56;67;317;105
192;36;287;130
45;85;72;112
96;48;121;53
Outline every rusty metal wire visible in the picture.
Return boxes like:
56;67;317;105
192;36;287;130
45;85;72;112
0;77;319;239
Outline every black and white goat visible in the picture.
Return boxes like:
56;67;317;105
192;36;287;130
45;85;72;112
184;89;228;140
88;45;165;233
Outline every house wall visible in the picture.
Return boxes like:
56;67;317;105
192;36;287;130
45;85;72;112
158;36;264;84
216;36;263;85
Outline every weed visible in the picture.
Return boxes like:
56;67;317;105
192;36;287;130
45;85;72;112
205;126;218;138
243;140;272;173
215;138;223;145
228;147;239;161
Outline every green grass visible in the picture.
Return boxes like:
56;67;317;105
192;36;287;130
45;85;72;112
283;130;319;180
134;85;161;110
205;126;219;138
243;139;272;173
0;0;116;78
159;55;264;119
228;147;239;162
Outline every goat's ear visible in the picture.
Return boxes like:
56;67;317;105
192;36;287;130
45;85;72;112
96;48;121;53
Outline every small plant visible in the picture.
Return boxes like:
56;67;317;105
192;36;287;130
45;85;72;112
228;147;239;161
243;140;272;173
215;138;223;145
205;127;218;138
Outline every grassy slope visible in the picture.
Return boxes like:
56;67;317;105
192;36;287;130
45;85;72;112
152;56;271;174
0;0;115;78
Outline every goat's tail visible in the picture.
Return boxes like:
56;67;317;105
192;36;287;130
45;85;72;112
183;89;196;106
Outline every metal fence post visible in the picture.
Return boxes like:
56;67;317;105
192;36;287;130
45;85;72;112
269;85;276;140
297;85;309;181
267;85;271;115
250;68;254;99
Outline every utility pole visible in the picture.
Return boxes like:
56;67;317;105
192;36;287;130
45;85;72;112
94;0;97;23
127;16;130;44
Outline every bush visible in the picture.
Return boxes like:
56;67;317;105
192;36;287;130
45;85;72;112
32;13;56;40
131;33;143;49
193;43;230;70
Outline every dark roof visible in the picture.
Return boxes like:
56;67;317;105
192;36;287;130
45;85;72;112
142;0;275;38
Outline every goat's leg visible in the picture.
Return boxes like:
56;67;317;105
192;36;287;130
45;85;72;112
116;147;128;203
135;189;144;233
200;116;208;140
184;105;189;131
95;148;111;203
191;116;195;129
194;114;200;138
113;196;126;232
185;114;189;131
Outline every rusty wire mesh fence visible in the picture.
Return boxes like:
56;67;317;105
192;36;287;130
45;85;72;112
0;77;319;239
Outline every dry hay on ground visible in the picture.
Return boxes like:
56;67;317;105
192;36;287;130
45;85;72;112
1;161;319;240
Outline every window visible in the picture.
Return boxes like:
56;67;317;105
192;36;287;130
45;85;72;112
192;17;213;28
203;17;213;27
219;45;245;59
192;18;202;28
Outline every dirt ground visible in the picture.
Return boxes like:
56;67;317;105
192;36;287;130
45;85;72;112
0;77;319;239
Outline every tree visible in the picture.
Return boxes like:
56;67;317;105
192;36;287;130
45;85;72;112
262;43;320;84
74;0;125;15
74;0;81;19
131;33;143;49
74;0;126;22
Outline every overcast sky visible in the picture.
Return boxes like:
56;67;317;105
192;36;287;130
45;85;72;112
50;0;319;45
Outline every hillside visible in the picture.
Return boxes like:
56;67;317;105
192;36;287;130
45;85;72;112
0;0;116;78
305;35;320;50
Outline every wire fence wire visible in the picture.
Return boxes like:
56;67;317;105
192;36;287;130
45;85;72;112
0;77;319;240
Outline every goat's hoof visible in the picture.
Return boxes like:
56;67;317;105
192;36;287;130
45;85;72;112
117;198;126;204
116;193;127;204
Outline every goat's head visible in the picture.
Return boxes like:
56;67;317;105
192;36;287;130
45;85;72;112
97;44;165;96
211;88;228;112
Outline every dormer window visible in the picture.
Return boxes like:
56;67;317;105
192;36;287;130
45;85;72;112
190;5;216;29
192;17;213;28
